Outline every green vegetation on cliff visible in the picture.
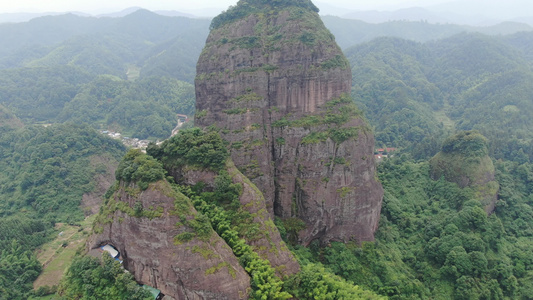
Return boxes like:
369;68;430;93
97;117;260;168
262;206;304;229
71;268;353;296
271;94;366;146
429;131;499;211
430;131;495;186
148;130;290;298
148;128;229;171
298;156;533;299
180;184;292;299
115;149;166;190
2;7;533;300
440;131;489;157
211;0;319;30
144;129;383;299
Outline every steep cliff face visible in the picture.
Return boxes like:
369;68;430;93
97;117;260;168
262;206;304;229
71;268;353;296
430;131;499;213
90;165;250;300
195;0;383;244
168;161;300;276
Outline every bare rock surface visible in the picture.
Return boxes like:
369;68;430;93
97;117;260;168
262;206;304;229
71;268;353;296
89;181;250;299
169;161;300;276
195;2;383;244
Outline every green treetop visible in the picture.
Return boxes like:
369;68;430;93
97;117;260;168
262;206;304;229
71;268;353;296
210;0;319;29
441;130;489;157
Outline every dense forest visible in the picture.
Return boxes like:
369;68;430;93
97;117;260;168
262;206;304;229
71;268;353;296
348;32;533;162
0;7;532;300
0;10;204;140
0;123;126;299
0;9;530;139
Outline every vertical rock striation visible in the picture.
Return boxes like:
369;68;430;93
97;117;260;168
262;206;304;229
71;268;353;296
89;180;251;300
167;161;300;276
195;0;383;244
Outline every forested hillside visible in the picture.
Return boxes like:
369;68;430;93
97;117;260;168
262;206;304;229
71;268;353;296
348;32;533;162
339;154;533;298
0;7;533;300
0;66;94;122
0;10;207;140
0;123;126;298
322;16;532;49
0;10;210;82
0;9;530;140
333;24;533;299
58;76;195;139
0;11;206;299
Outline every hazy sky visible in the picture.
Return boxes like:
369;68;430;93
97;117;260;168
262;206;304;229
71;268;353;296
1;0;532;21
0;0;452;13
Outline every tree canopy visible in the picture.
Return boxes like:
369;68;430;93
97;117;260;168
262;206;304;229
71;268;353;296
210;0;319;30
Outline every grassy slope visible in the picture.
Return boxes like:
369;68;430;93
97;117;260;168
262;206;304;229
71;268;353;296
33;215;96;290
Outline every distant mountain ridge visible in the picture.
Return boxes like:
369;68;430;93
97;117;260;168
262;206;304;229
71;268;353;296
336;6;533;26
0;11;91;23
0;7;530;67
4;1;533;26
0;6;203;24
322;16;533;49
316;1;533;26
343;7;450;24
0;9;211;79
1;2;533;299
346;31;533;161
0;6;532;144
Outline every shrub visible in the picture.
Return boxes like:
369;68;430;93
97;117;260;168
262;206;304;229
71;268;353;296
115;149;166;190
441;130;489;157
210;0;319;30
148;128;229;171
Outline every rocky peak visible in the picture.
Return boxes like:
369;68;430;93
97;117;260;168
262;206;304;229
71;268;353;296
89;150;250;299
430;131;499;213
195;0;383;244
149;128;299;276
210;0;319;30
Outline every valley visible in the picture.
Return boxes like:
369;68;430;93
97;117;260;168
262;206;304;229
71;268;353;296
0;0;532;299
